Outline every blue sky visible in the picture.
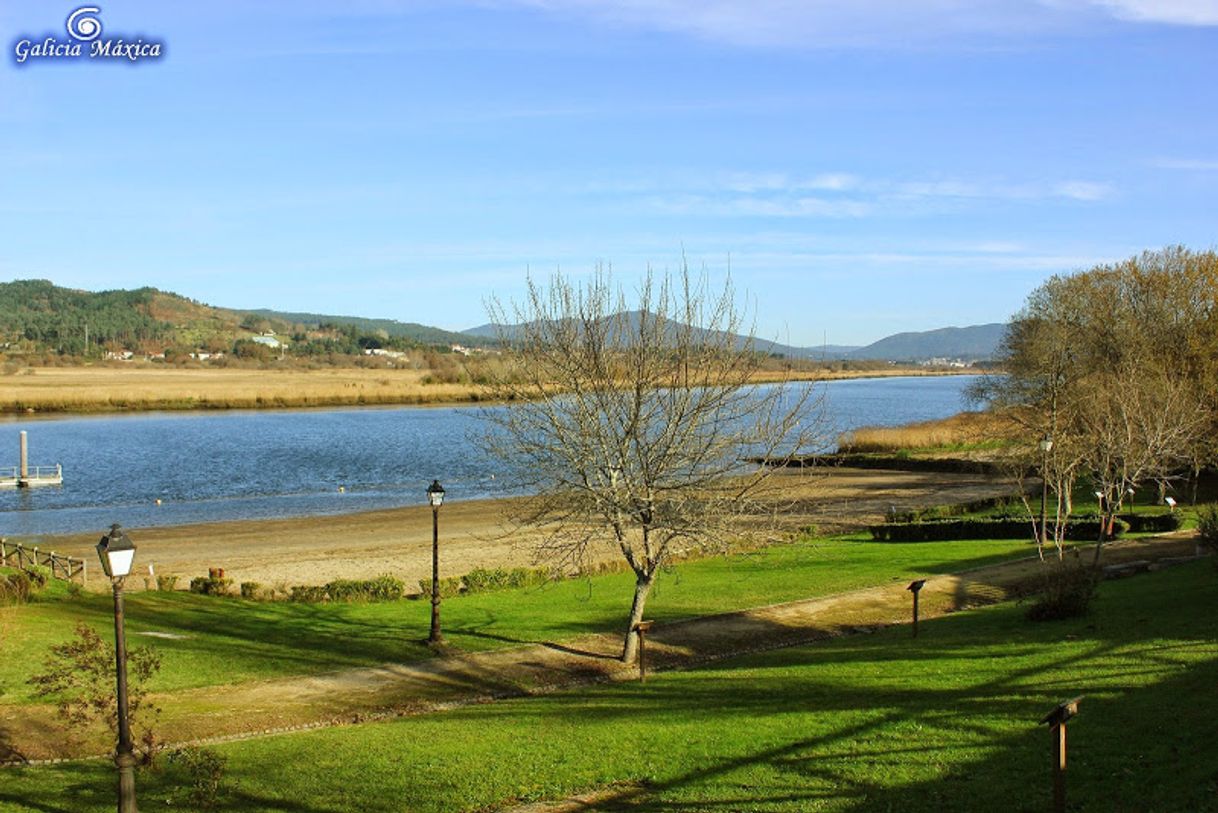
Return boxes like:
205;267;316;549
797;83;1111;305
2;1;1215;345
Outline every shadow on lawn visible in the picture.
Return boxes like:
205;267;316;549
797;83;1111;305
525;573;1218;812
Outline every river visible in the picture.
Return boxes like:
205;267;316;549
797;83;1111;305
0;375;979;535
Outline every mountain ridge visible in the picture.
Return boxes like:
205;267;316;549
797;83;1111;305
0;279;1005;361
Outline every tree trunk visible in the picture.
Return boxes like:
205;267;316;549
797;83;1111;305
620;572;655;664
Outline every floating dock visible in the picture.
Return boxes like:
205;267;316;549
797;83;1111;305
0;431;63;488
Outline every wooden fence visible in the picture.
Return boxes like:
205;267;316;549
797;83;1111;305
0;538;87;584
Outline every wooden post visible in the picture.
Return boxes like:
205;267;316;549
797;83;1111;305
633;620;654;682
19;431;28;482
1052;722;1066;813
1040;697;1082;813
908;580;926;638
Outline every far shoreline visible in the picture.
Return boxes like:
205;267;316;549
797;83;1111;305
0;365;984;418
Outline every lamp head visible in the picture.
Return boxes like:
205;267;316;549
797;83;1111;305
427;479;445;508
1039;436;1053;453
96;523;136;579
908;579;927;593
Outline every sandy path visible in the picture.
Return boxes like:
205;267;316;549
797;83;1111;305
2;532;1199;763
30;467;1015;590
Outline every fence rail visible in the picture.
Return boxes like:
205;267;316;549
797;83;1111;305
0;538;87;583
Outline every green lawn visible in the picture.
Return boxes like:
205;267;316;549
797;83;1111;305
1;534;1037;702
4;558;1215;812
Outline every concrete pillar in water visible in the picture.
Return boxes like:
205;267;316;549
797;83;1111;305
19;431;28;480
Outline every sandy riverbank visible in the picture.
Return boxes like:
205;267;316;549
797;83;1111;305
0;365;978;415
35;466;1016;590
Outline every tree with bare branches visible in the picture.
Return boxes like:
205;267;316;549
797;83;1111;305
481;267;822;663
975;247;1216;566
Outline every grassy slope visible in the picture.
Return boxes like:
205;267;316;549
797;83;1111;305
4;559;1215;812
0;535;1036;704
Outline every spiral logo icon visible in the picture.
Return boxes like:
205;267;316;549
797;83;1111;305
65;6;103;41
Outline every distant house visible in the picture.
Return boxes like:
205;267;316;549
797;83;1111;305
252;333;282;349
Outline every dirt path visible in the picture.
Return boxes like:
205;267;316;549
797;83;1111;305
30;467;1014;589
1;532;1199;764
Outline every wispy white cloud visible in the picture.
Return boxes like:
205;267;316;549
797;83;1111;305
1084;0;1218;25
623;170;1114;218
491;0;1218;48
1052;180;1114;201
1151;157;1218;170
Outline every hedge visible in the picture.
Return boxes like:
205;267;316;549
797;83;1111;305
869;514;1127;543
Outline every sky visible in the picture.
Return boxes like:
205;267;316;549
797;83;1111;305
1;1;1215;346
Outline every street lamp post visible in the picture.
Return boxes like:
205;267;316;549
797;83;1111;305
96;524;138;813
1039;437;1053;558
427;480;445;645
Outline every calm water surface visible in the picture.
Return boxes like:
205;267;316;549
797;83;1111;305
0;375;979;536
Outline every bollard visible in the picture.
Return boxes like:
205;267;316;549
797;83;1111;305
907;579;927;638
633;620;654;682
1040;696;1083;813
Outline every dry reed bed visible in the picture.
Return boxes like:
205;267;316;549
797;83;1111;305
0;365;976;414
838;410;1017;453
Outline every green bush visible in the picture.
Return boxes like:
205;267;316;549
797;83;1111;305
189;575;233;596
326;574;406;602
26;565;51;588
289;585;328;603
463;566;552;594
1197;504;1218;552
155;574;179;591
1026;560;1100;622
417;576;464;598
1119;512;1182;533
167;746;228;809
239;581;263;600
1;570;33;605
870;514;1126;543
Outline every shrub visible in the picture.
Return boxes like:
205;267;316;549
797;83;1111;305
168;746;228;809
25;565;51;588
1025;560;1100;622
239;581;263;600
156;574;179;592
1198;504;1218;552
189;575;233;596
1119;512;1182;533
289;585;328;603
1;570;34;605
29;623;161;759
463;566;552;594
417;576;464;598
870;514;1127;543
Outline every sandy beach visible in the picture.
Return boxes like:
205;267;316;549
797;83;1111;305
33;466;1016;590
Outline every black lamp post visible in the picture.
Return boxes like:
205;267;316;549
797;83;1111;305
96;524;138;813
1039;437;1053;557
426;480;445;645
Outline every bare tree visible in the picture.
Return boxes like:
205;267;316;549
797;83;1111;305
482;267;822;663
976;247;1216;566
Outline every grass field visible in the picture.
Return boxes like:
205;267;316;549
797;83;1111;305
4;557;1214;812
0;533;1036;703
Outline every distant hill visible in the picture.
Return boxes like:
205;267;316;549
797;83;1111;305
0;280;1006;362
0;280;485;357
847;323;1006;361
463;315;1004;362
248;309;494;347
